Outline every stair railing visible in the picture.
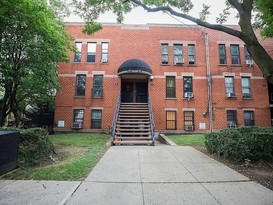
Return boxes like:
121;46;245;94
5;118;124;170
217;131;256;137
148;95;155;145
111;94;121;144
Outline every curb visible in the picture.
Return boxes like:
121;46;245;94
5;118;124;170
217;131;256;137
158;134;177;146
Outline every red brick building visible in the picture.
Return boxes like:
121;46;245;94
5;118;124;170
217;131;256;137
54;23;273;137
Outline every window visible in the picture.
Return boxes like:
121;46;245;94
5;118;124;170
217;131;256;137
188;44;195;65
101;43;109;63
74;42;82;62
166;76;176;98
230;44;240;65
242;77;251;98
87;42;96;63
219;44;227;64
166;111;176;130
227;110;237;127
244;46;253;65
183;77;193;98
161;44;169;64
93;75;103;98
225;77;235;96
244;111;254;126
73;109;84;127
174;44;183;64
91;110;102;129
184;111;194;130
75;74;86;96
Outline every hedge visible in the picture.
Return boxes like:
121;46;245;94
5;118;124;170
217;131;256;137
0;127;55;166
205;126;273;162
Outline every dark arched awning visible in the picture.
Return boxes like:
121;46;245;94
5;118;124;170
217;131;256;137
118;59;152;76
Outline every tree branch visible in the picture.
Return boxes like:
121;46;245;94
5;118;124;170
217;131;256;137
228;0;242;12
129;0;243;39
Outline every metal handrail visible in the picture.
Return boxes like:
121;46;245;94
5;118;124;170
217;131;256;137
111;94;121;144
148;95;155;145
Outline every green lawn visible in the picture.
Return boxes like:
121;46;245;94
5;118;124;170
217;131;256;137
1;133;111;181
168;134;205;147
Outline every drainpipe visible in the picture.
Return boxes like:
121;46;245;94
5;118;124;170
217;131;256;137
205;33;213;132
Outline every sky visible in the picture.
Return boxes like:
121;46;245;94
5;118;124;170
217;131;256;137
65;0;239;25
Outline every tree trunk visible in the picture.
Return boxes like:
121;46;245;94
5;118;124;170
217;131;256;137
246;40;273;82
0;91;9;126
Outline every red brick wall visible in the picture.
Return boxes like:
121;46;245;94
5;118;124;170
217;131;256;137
54;23;272;133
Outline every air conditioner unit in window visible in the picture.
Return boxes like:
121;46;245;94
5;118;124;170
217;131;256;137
227;121;237;128
185;125;194;131
226;93;236;98
72;122;83;129
174;58;184;64
185;92;193;98
101;58;108;63
246;59;253;66
228;124;237;128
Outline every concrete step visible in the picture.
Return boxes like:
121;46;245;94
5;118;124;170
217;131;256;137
121;103;148;105
119;107;149;112
117;121;150;124
119;110;149;113
115;132;151;136
119;113;149;116
115;136;152;140
116;123;151;129
113;140;153;145
116;128;151;132
119;116;149;118
120;105;148;108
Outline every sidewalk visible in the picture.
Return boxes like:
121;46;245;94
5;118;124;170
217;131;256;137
1;146;273;205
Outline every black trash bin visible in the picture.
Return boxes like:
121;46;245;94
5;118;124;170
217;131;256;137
0;131;20;175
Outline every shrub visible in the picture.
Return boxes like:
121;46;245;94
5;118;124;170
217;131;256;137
0;127;55;165
205;127;273;162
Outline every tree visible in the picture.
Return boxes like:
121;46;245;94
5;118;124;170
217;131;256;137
73;0;273;83
0;0;73;126
254;0;273;37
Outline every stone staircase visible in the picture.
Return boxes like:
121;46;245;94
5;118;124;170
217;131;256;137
112;103;154;145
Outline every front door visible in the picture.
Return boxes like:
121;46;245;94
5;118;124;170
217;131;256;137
121;81;148;103
121;82;133;102
136;83;148;103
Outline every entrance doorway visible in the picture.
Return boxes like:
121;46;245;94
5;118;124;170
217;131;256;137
121;81;148;103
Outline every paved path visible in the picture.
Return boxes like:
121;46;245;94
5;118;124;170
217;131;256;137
1;146;273;205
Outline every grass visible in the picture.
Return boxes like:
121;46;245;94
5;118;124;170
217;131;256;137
1;133;111;181
168;134;205;147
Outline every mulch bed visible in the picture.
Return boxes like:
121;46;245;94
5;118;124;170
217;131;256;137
194;146;273;191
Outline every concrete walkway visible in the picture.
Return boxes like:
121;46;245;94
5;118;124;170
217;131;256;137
1;146;273;205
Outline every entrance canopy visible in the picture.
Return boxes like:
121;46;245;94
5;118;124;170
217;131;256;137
118;59;152;76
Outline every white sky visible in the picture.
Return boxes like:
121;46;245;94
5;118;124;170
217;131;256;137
65;0;239;25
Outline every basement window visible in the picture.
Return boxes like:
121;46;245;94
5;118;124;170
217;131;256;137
184;111;194;131
91;110;102;129
244;111;254;126
166;111;176;130
227;110;237;128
